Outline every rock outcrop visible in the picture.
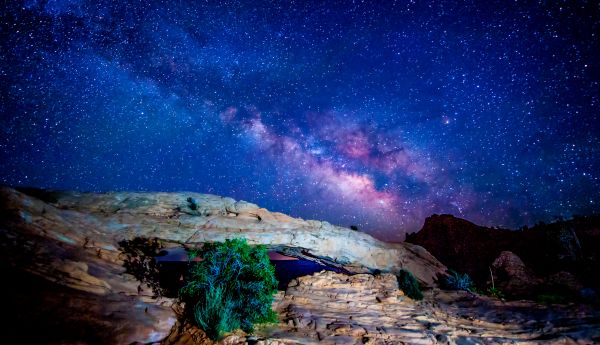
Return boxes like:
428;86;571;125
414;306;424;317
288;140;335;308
491;251;541;298
164;271;600;344
406;214;600;299
3;186;445;283
0;186;445;344
262;271;600;345
405;215;519;284
4;186;599;344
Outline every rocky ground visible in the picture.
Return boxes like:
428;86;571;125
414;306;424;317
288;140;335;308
1;187;599;344
166;271;600;345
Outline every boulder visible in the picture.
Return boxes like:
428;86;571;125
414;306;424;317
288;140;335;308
491;251;541;297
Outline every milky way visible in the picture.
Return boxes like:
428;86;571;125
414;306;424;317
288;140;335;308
1;1;599;240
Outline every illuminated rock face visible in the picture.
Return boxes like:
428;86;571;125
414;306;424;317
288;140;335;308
2;187;600;344
2;186;446;284
266;270;600;345
0;186;444;343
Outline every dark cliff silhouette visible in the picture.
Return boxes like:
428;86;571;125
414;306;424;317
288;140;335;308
406;214;600;298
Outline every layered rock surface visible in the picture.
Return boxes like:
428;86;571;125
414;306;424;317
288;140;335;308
261;271;600;345
3;186;599;345
166;271;600;345
0;186;444;344
163;271;600;345
3;187;445;282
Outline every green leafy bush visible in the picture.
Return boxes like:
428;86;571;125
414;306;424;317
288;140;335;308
442;269;473;292
187;197;199;211
193;285;240;337
486;287;505;299
397;269;423;300
179;239;278;340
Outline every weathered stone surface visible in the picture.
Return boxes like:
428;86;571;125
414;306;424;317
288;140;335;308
491;251;542;297
165;271;600;344
258;271;600;345
4;186;598;345
0;186;444;344
0;212;177;343
2;187;446;285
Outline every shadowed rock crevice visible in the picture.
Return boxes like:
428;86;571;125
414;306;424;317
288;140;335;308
0;266;122;345
118;238;191;298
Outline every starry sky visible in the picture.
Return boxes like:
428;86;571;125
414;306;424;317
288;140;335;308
1;0;599;240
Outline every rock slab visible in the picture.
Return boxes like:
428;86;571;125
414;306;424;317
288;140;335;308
0;186;445;343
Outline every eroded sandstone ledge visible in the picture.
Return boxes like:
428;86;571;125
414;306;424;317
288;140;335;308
167;271;600;345
4;186;445;282
0;186;444;344
1;186;599;344
265;271;600;345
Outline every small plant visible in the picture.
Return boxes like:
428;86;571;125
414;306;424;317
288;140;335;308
442;269;473;292
470;286;483;294
187;197;199;211
486;287;505;299
397;269;423;300
180;239;278;340
486;266;504;299
536;293;568;305
194;285;240;338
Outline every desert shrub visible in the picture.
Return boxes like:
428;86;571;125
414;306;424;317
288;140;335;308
442;269;473;292
179;239;278;340
397;269;423;300
536;293;569;305
486;287;505;299
118;238;164;297
193;285;240;339
187;197;198;211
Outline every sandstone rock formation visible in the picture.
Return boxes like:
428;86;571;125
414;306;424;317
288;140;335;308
0;186;444;344
261;271;600;345
4;186;445;282
164;270;600;344
3;186;599;344
491;251;541;298
405;214;600;299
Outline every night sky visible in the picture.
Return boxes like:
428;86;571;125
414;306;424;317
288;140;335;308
1;1;599;240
